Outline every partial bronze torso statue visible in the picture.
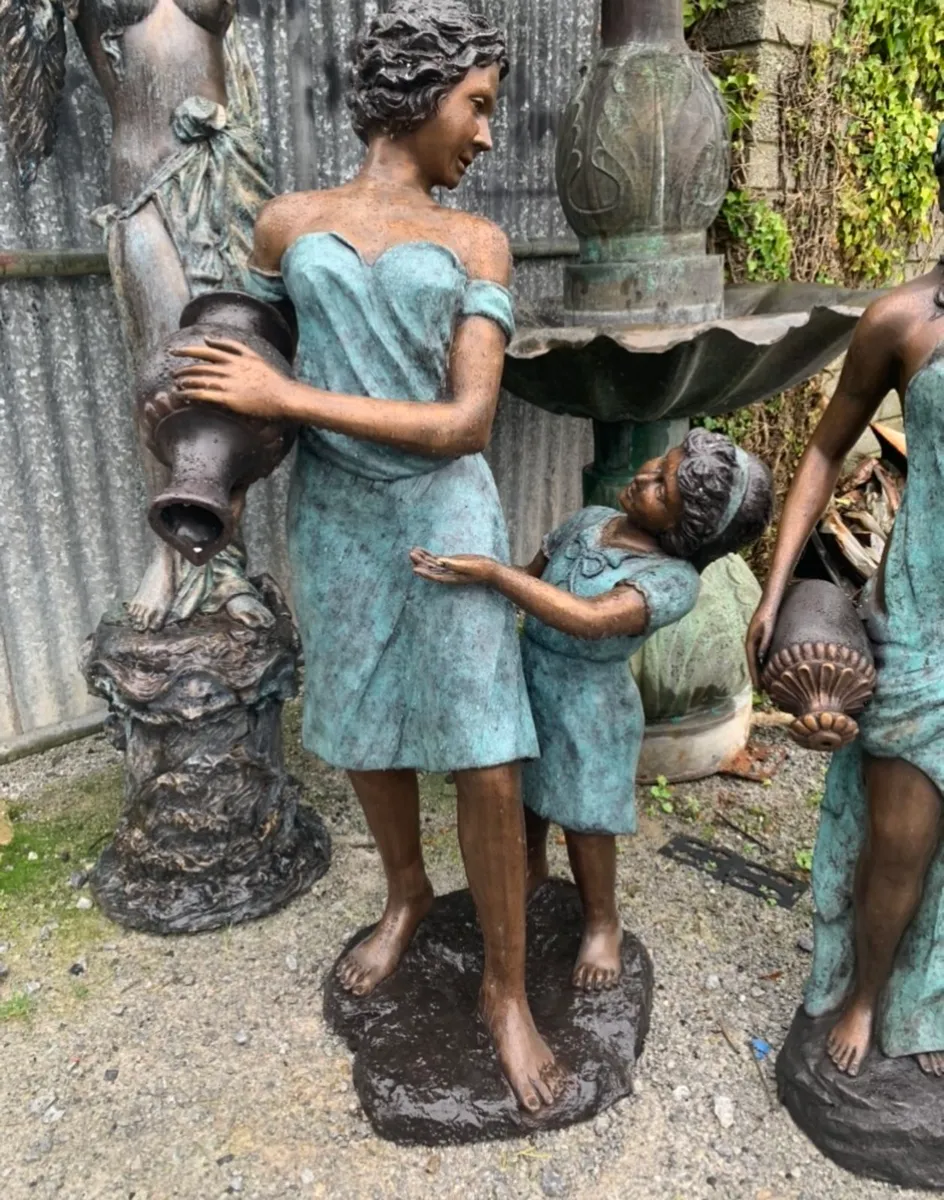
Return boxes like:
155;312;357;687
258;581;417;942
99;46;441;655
1;0;272;628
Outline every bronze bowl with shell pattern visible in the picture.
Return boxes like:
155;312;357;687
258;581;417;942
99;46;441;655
761;579;876;752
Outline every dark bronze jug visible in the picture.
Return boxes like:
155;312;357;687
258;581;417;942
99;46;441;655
761;579;876;751
136;291;297;565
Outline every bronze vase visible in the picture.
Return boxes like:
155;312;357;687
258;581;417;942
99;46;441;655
135;291;298;565
762;579;877;750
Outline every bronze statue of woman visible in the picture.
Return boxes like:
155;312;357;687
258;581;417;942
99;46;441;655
0;0;273;629
171;0;567;1114
746;130;944;1079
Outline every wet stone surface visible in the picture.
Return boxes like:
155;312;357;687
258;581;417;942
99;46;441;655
778;1007;944;1191
324;880;653;1146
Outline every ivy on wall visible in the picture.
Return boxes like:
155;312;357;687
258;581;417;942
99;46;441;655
688;0;944;286
836;0;944;282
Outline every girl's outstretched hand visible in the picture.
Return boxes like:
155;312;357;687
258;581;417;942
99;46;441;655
410;548;497;586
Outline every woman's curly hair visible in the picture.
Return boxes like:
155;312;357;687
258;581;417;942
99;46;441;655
659;429;773;572
348;0;508;143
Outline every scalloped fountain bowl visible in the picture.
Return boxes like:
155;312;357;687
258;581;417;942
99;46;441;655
502;282;883;424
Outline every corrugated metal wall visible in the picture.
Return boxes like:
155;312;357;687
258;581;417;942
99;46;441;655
0;1;595;742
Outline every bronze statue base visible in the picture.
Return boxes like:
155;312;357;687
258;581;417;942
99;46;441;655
777;1007;944;1190
324;879;653;1145
81;577;330;934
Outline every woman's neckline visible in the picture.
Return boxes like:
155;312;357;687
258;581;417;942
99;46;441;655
905;340;944;402
281;229;472;279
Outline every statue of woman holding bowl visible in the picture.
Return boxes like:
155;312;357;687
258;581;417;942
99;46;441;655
171;0;566;1114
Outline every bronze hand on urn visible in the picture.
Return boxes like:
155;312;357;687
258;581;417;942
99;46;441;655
0;0;275;629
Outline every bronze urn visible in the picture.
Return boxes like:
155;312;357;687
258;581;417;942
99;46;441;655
762;580;877;751
136;291;297;565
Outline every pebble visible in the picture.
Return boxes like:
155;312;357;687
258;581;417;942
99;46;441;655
76;897;93;911
285;953;299;972
750;985;765;999
104;1069;119;1082
300;1169;315;1186
38;924;55;942
26;851;38;862
69;872;89;890
796;933;814;953
705;974;721;991
540;1167;568;1197
0;943;8;954
713;1095;735;1129
233;1031;250;1046
23;1135;53;1163
672;1085;691;1102
24;981;42;995
69;961;87;976
228;1177;243;1194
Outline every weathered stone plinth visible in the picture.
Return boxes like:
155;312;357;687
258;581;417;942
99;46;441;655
777;1007;944;1190
81;576;330;934
324;879;653;1146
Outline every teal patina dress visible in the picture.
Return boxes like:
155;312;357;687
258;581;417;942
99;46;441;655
246;232;539;770
522;507;700;835
806;345;944;1058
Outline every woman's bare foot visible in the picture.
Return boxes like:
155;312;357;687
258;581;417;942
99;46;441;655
573;919;623;990
226;592;276;629
481;991;569;1113
337;884;433;997
826;997;874;1075
126;544;177;631
917;1052;944;1077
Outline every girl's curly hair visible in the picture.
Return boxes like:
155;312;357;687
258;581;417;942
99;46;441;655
348;0;508;143
660;429;773;572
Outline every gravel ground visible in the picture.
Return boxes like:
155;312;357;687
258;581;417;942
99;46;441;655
0;718;930;1200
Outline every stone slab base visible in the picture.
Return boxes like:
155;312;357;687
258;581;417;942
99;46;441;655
324;879;653;1146
777;1006;944;1190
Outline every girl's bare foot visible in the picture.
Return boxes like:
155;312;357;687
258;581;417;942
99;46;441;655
480;991;569;1113
573;918;623;990
917;1052;944;1077
337;884;433;997
826;997;874;1076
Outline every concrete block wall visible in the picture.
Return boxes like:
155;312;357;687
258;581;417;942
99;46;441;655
696;0;944;444
696;0;844;198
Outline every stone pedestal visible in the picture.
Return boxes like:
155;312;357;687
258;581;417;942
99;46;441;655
777;1007;944;1190
81;576;330;934
324;880;653;1146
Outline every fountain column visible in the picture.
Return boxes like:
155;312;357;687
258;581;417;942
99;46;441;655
554;0;757;777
